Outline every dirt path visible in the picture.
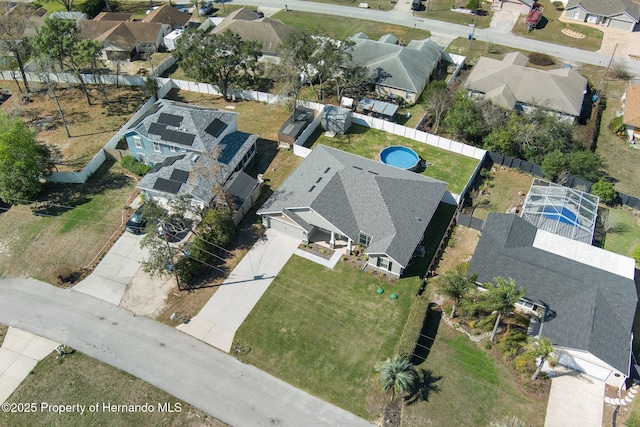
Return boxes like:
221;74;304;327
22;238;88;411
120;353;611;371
119;269;176;318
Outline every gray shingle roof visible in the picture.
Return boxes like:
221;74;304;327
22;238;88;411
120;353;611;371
468;213;637;375
567;0;640;21
350;34;442;94
128;99;238;154
258;145;448;267
464;56;588;117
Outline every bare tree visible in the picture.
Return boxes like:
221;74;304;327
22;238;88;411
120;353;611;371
424;82;452;134
55;0;75;12
33;56;71;138
189;145;236;212
0;11;32;93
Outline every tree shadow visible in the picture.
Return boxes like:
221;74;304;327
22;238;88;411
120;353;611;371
405;368;442;405
411;302;442;365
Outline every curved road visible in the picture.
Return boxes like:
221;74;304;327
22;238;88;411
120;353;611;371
0;277;372;427
230;0;640;75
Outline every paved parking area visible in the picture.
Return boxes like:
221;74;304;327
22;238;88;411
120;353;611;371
544;373;604;427
178;229;300;352
0;328;57;403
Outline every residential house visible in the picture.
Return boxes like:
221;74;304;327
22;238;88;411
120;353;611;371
468;213;638;388
565;0;640;31
142;5;192;29
464;52;588;121
622;84;640;142
349;32;443;105
257;145;450;277
125;100;259;219
211;7;298;56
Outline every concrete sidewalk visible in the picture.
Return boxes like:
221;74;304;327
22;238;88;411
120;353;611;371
178;229;300;352
0;328;57;403
72;232;148;305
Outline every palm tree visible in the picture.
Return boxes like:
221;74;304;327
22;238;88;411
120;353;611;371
482;277;525;342
525;336;555;380
376;355;418;401
436;262;477;318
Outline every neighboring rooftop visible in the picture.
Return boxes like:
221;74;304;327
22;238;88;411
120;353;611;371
258;145;448;268
350;33;442;94
464;55;588;117
566;0;640;21
142;4;191;27
212;7;298;55
521;178;599;244
468;213;637;376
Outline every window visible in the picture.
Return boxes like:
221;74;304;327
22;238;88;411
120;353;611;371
132;135;143;149
377;257;392;271
153;142;161;152
358;233;371;247
572;10;579;19
169;145;177;152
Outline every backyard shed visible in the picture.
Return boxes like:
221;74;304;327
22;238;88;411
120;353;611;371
321;105;352;135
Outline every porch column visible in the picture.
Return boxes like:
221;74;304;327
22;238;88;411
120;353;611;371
329;231;336;249
347;238;352;255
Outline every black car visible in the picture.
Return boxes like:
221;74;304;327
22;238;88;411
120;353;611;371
125;206;147;234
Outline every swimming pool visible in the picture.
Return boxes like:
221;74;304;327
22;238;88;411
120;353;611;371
379;146;420;171
542;206;580;226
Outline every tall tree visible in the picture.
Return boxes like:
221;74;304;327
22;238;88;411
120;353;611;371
482;277;525;342
33;19;93;105
311;37;355;101
174;29;262;101
443;91;485;144
0;113;52;202
74;39;109;104
0;11;32;93
423;81;452;134
436;262;477;318
376;355;418;401
333;62;370;101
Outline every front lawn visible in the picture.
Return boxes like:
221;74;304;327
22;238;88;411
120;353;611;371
511;0;603;52
235;256;425;419
273;10;431;40
0;160;135;284
308;124;480;194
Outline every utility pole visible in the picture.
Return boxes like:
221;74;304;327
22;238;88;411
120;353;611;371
159;224;182;291
598;43;618;98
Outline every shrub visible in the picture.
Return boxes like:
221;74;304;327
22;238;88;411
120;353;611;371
552;1;563;10
631;244;640;265
498;328;527;358
121;155;151;176
610;115;626;136
528;53;555;67
591;178;617;205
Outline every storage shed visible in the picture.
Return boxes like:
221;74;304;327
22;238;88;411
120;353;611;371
278;107;315;149
321;105;352;135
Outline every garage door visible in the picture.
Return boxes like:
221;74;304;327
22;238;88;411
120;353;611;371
557;352;612;381
268;217;307;241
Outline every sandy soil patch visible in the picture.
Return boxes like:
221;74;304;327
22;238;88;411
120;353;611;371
120;269;177;318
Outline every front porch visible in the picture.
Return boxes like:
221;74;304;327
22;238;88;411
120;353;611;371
308;228;352;254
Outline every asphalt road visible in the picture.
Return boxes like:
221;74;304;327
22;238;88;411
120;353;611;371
0;277;373;427
230;0;640;76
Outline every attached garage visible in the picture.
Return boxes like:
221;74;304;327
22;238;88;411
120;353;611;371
262;215;308;242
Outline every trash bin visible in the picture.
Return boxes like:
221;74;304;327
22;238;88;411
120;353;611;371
468;33;473;40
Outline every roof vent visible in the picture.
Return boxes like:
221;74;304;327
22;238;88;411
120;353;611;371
308;185;316;192
324;167;331;173
191;154;199;162
315;177;323;183
352;166;363;170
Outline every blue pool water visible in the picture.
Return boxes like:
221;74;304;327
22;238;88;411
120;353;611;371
542;206;580;226
380;146;420;170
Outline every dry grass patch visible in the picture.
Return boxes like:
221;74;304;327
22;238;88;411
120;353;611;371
0;351;227;426
0;80;147;171
0;160;135;284
467;168;534;220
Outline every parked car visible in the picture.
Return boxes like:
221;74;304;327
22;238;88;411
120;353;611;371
125;206;147;234
198;2;213;16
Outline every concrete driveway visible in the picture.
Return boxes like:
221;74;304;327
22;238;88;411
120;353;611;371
0;328;57;403
72;232;148;305
178;229;300;352
544;373;604;427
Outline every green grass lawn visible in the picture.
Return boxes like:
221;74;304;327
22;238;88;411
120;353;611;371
295;0;395;11
414;0;494;29
307;124;479;193
0;351;225;426
273;10;431;40
401;297;548;426
512;0;603;52
601;206;640;258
